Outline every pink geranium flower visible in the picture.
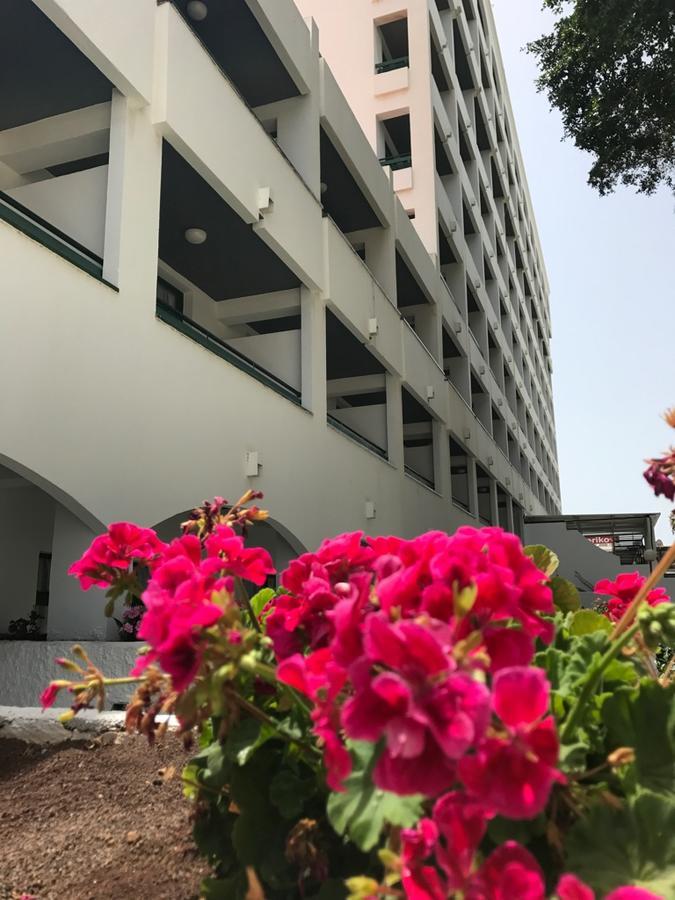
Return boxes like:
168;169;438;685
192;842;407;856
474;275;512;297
204;524;275;585
466;841;546;899
595;572;669;622
557;874;663;900
459;667;564;819
341;616;490;796
68;522;167;589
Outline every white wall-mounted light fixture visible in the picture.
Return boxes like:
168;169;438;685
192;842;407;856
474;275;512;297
365;500;376;520
426;385;435;400
320;182;328;195
184;227;207;245
450;220;457;232
368;317;378;337
487;456;494;466
244;450;261;478
479;364;486;375
454;322;462;333
505;477;511;486
187;0;208;21
463;428;471;440
257;187;272;212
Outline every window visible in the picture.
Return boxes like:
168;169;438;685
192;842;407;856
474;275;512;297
375;17;409;73
379;114;412;170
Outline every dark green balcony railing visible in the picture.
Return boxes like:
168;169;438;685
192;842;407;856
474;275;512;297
327;414;387;460
0;190;104;281
157;302;302;405
404;464;436;491
375;56;409;74
379;153;412;171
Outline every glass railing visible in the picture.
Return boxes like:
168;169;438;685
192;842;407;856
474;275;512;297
156;302;301;405
327;413;387;459
375;56;409;74
0;190;103;281
379;154;412;171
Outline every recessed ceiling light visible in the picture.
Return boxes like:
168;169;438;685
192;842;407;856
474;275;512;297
320;182;328;195
187;1;208;22
185;227;207;245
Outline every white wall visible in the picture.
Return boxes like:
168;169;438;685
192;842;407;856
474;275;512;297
0;485;55;632
226;330;302;392
6;166;108;257
330;404;387;451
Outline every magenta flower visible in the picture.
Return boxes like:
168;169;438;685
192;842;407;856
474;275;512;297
432;791;488;892
40;682;62;709
466;841;546;899
557;874;663;900
204;524;275;585
68;522;167;589
342;616;490;796
595;572;669;622
459;667;564;819
644;455;675;501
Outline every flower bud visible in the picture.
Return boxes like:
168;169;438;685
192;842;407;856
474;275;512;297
608;747;636;767
345;876;381;900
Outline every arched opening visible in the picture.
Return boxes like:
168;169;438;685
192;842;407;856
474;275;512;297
0;456;111;641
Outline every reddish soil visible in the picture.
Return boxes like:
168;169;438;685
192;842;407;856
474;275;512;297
0;735;210;900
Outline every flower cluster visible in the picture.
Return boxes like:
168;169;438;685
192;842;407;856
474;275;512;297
643;408;675;501
400;806;660;900
133;525;274;690
274;527;562;814
594;572;669;623
118;604;144;639
68;522;167;589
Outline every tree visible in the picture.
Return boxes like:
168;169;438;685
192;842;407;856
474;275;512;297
528;0;675;195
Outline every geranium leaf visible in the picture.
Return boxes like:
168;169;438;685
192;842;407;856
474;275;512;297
570;610;612;636
326;742;423;851
269;769;315;819
550;576;581;613
565;790;675;896
250;587;276;619
603;681;675;794
200;873;248;899
523;544;559;577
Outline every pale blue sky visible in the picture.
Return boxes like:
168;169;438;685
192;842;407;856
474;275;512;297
491;0;675;543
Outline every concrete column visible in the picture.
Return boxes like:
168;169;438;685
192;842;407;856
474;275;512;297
433;421;451;498
301;286;326;418
103;90;163;302
466;457;479;518
488;477;499;526
505;494;515;533
47;506;115;641
385;374;404;470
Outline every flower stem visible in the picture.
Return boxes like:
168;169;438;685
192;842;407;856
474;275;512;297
561;624;640;744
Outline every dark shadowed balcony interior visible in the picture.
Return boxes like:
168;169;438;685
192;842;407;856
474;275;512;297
476;464;492;524
375;16;409;73
402;389;435;488
379;114;412;170
396;250;430;310
450;437;470;511
0;0;112;277
157;141;303;401
435;127;453;177
471;372;492;433
326;310;388;457
452;20;475;91
443;326;470;403
497;485;510;529
167;0;301;107
320;128;382;234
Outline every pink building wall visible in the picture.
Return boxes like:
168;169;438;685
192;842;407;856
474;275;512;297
293;0;439;258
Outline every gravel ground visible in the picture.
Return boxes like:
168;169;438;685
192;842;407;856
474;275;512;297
0;735;210;900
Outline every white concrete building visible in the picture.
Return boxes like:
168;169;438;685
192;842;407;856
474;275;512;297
0;0;560;649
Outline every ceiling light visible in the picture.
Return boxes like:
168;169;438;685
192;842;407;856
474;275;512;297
185;227;207;245
187;1;208;22
320;182;328;195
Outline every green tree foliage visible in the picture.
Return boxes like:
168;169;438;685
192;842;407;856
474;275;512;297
528;0;675;195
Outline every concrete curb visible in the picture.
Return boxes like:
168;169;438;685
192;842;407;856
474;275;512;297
0;706;129;744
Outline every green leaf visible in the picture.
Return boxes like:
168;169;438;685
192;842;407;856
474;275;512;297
565;790;675;896
326;741;424;851
523;544;559;577
269;769;316;819
232;808;277;866
550;576;580;613
603;681;675;795
570;609;612;636
250;587;276;619
224;719;264;766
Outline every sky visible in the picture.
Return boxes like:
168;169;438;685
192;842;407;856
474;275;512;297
490;0;675;543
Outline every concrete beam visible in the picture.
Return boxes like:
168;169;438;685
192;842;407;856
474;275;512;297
0;103;110;174
216;289;301;326
326;374;386;398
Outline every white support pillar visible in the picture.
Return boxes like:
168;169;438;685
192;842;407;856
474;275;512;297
300;286;326;419
386;374;404;470
103;90;163;300
47;506;115;641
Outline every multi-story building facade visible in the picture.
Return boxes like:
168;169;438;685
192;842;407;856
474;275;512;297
0;0;559;647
